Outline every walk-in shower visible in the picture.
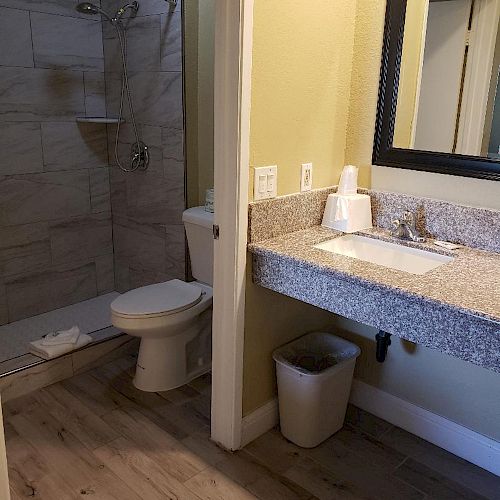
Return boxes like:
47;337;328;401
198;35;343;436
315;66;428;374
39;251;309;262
0;0;188;376
76;1;150;172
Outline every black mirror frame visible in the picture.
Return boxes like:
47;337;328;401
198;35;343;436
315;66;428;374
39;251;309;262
373;0;500;181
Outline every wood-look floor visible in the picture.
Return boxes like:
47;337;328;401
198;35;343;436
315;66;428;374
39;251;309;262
4;353;500;499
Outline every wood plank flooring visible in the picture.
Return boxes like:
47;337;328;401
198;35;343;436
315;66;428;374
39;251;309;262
4;352;500;499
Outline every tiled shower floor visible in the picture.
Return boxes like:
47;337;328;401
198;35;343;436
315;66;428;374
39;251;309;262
0;292;121;366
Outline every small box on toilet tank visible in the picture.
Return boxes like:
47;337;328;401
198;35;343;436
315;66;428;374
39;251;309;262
322;193;373;233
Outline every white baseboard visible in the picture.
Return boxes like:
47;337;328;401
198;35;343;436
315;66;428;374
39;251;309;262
350;380;500;477
241;398;279;448
239;379;500;477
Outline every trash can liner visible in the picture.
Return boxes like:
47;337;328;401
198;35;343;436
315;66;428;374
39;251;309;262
287;352;338;373
273;332;360;376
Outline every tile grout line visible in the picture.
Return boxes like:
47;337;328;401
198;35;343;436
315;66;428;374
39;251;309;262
390;456;429;499
377;421;396;439
392;453;411;472
28;10;35;69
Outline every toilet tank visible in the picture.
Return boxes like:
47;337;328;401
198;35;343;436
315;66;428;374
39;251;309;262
182;207;214;286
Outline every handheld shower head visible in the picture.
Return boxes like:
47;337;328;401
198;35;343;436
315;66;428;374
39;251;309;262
75;2;114;22
75;0;148;171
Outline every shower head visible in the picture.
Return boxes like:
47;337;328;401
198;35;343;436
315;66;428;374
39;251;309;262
75;2;114;22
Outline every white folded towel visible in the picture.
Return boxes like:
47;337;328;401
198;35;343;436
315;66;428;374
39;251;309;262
29;328;92;360
42;326;81;346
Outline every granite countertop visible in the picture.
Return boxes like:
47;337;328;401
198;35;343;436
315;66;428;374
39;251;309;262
249;226;500;325
247;187;500;371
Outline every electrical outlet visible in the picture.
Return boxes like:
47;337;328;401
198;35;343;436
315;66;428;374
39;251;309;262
301;163;313;192
254;165;278;200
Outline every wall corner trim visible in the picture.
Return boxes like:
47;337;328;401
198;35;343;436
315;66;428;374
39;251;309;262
241;398;279;448
350;380;500;477
239;381;500;477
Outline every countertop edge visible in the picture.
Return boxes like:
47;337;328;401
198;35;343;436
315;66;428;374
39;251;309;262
248;235;500;326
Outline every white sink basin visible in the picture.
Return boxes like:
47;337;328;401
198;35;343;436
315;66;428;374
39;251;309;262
313;234;454;275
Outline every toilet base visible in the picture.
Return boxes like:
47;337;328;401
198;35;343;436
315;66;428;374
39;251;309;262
132;308;212;392
133;358;211;392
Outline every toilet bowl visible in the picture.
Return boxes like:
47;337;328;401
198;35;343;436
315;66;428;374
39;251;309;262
111;207;214;392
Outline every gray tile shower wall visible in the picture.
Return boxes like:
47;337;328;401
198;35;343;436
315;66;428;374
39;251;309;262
103;0;185;292
31;12;105;71
0;1;113;323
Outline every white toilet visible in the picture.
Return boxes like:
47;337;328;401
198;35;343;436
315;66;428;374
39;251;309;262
111;207;214;392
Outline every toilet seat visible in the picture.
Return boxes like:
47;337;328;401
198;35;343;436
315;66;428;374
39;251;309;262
111;279;203;319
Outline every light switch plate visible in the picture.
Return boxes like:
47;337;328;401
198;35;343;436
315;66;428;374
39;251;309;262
254;165;278;200
301;163;313;192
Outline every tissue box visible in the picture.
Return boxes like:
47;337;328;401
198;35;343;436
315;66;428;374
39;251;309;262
322;193;372;233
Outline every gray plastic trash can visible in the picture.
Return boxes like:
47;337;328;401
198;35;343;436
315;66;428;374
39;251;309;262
273;332;360;448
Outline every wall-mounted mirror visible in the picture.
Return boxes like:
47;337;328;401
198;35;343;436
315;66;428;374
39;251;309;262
374;0;500;180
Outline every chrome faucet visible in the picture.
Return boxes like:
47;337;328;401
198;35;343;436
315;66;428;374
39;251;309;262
391;211;426;243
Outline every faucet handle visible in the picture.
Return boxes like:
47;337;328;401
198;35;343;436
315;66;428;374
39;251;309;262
391;219;402;236
402;210;414;224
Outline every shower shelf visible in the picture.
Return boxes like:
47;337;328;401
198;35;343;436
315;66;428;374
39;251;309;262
76;116;125;124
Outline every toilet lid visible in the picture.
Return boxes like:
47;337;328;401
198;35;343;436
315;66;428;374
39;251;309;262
111;279;202;317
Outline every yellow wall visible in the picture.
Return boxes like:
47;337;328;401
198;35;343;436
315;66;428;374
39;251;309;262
243;265;335;415
393;0;428;149
0;398;9;500
482;17;500;156
185;0;215;208
243;0;358;415
197;0;215;202
344;0;387;184
243;0;500;440
249;0;357;197
244;0;386;416
184;0;199;207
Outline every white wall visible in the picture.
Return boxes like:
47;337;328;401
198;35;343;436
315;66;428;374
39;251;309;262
372;165;500;210
331;316;500;442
